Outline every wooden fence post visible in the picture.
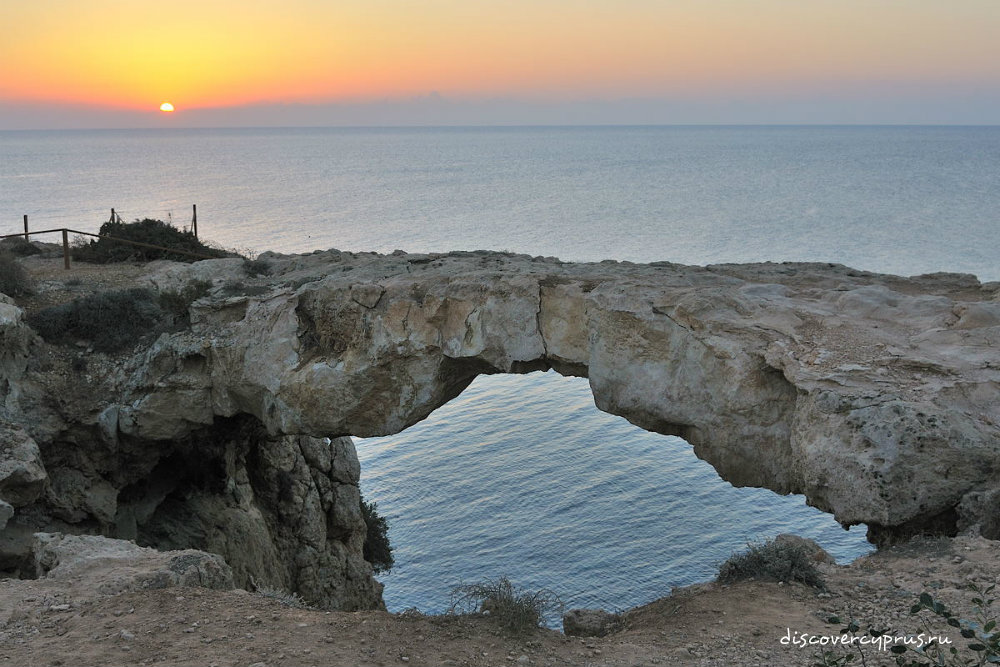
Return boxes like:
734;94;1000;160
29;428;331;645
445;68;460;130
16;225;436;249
192;204;198;238
62;229;71;270
23;215;29;241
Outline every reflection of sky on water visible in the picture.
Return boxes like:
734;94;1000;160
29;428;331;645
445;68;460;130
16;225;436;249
358;371;873;625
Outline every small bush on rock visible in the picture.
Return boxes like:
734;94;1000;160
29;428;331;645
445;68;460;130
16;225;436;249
28;288;163;352
243;257;272;277
718;538;825;588
29;280;215;352
0;237;41;257
158;279;212;325
0;252;33;297
72;218;229;263
360;497;394;574
450;576;563;635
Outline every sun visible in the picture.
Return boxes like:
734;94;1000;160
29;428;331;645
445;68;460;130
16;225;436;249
159;102;175;112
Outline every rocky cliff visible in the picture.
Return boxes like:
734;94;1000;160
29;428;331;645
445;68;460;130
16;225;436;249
2;250;999;607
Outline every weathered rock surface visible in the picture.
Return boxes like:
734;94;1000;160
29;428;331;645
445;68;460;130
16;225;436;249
773;533;835;564
563;608;621;637
32;532;235;593
1;287;382;608
0;500;12;531
2;250;1000;607
0;532;234;629
0;423;47;507
126;251;999;540
118;422;382;610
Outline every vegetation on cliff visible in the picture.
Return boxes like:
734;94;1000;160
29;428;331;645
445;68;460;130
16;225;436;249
27;280;211;352
718;538;825;588
0;252;33;297
361;497;394;574
72;218;229;263
28;288;163;352
450;576;563;635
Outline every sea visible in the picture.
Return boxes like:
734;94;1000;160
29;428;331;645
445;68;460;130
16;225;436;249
3;125;999;624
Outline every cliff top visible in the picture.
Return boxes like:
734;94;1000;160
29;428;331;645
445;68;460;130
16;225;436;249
2;533;998;666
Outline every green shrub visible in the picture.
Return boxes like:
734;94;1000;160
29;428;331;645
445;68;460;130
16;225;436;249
244;257;272;277
29;280;212;352
718;538;825;588
158;279;212;325
0;252;33;297
450;576;563;635
0;237;41;257
896;585;999;666
360;497;394;574
28;288;163;352
72;218;229;264
815;584;999;666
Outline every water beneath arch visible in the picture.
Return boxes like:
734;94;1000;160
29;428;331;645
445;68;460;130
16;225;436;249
356;371;872;625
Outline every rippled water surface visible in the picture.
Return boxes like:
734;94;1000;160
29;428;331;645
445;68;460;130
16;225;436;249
357;372;870;623
4;126;998;621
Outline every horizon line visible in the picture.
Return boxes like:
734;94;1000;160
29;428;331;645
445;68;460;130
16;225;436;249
3;122;1000;133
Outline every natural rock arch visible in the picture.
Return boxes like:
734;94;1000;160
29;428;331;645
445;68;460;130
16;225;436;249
3;250;999;608
120;252;1000;542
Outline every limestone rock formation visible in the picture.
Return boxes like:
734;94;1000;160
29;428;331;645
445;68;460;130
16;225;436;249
0;533;234;628
0;424;46;507
32;532;235;593
0;285;382;608
2;250;999;608
124;252;998;544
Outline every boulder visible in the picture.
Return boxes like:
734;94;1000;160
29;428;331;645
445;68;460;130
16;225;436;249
0;499;12;531
31;533;234;594
563;608;620;637
0;424;47;506
774;533;836;564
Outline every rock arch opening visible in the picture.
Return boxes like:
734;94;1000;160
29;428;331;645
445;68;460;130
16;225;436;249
354;370;872;618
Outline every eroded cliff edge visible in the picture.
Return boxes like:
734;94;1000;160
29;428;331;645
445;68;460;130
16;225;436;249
2;250;999;607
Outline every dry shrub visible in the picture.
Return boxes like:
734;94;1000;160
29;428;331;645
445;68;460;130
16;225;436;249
450;576;562;635
718;538;825;588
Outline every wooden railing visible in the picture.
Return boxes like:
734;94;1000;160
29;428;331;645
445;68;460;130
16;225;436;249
4;207;211;269
0;227;218;270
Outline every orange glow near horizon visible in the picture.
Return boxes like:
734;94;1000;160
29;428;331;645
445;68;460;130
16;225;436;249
2;1;999;112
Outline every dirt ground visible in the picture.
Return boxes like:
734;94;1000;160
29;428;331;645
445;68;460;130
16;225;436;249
1;534;998;667
15;253;153;314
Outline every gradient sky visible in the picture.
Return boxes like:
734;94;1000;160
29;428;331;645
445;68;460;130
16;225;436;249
2;1;999;128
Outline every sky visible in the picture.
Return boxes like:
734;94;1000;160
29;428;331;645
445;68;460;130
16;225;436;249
2;1;999;128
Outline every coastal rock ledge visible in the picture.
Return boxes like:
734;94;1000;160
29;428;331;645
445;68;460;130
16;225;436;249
2;250;999;608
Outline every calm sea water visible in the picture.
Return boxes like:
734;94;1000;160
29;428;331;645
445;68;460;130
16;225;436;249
3;126;999;623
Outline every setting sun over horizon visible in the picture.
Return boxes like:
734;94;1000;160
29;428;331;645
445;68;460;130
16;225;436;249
2;0;999;128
